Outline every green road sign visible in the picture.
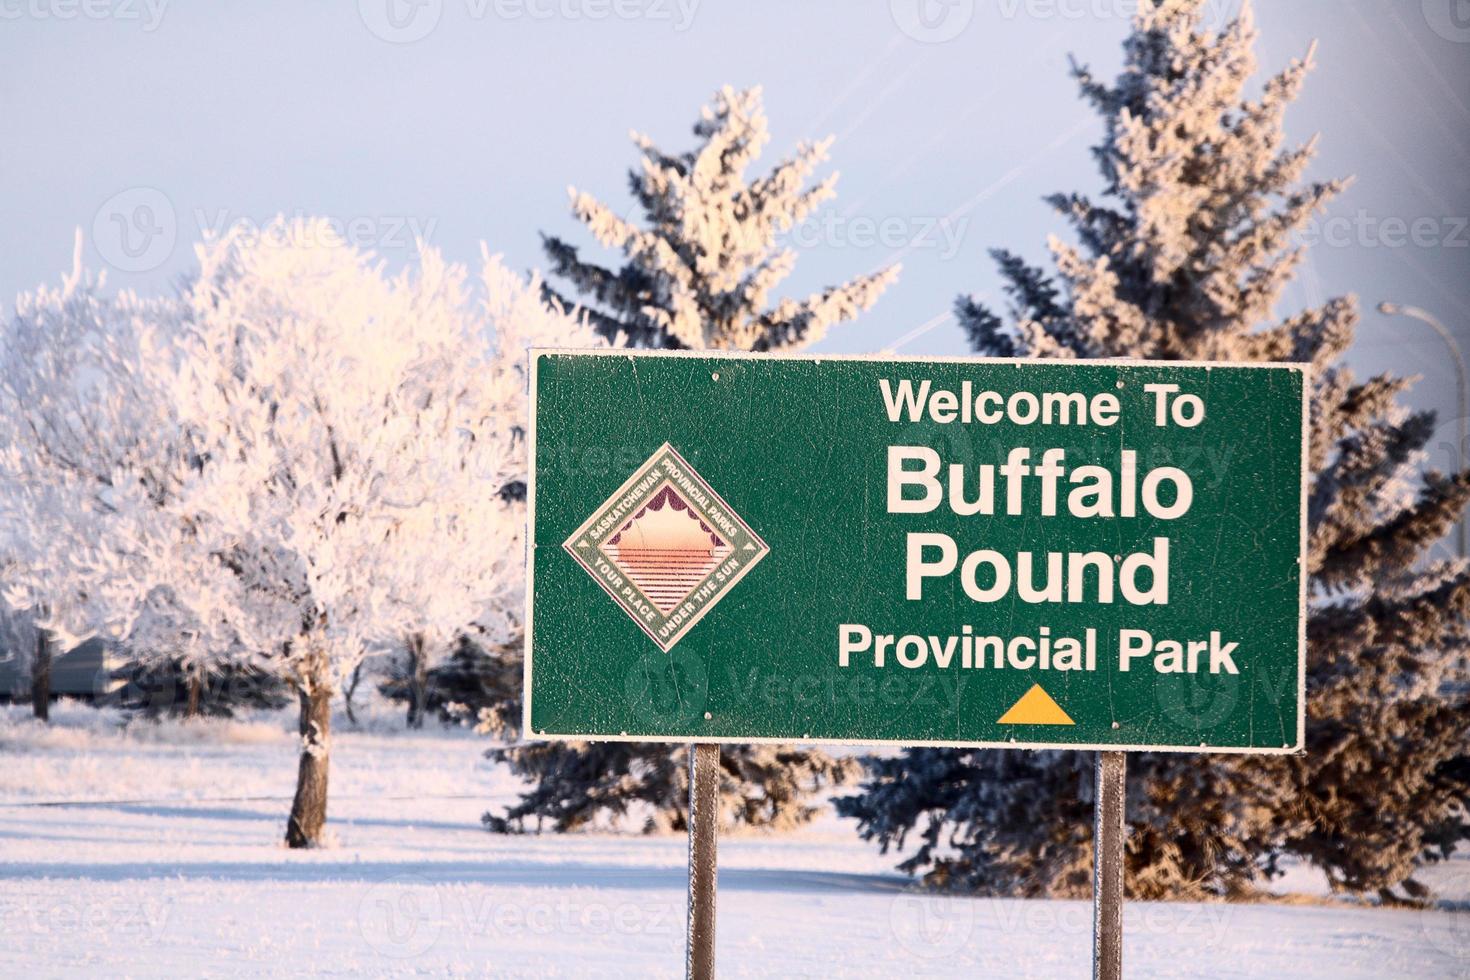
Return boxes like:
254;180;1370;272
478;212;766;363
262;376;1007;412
526;351;1307;754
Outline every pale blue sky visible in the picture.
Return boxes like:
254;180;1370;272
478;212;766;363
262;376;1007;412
3;1;1467;538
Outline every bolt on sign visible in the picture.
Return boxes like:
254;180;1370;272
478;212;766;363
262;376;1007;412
526;351;1307;754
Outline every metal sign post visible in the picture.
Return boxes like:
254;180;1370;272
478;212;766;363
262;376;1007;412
1092;751;1126;980
686;742;720;980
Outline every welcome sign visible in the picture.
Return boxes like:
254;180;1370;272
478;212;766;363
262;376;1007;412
526;351;1306;754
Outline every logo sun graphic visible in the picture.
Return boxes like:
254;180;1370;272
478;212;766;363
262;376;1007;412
563;444;769;651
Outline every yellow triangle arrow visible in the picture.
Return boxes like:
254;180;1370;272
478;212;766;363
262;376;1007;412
997;684;1075;725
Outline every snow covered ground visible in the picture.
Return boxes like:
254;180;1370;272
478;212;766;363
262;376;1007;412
1;701;1466;978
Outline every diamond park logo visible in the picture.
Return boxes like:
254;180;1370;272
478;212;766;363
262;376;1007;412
563;443;769;652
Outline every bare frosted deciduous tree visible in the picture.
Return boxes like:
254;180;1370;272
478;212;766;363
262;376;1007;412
0;234;194;721
3;220;586;847
542;84;899;350
399;251;604;727
151;222;587;845
840;0;1470;903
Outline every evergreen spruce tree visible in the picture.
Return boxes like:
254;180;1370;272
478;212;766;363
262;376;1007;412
484;740;857;834
488;85;893;833
380;633;522;729
541;84;898;350
838;0;1470;902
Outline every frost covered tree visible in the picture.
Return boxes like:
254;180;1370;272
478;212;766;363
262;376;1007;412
541;84;898;350
485;741;856;834
839;0;1470;902
169;224;564;845
398;251;601;728
51;221;568;847
489;87;889;835
0;235;188;721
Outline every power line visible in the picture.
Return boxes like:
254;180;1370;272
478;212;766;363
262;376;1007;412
883;309;956;353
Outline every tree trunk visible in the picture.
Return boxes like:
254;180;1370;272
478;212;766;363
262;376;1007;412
344;661;363;726
406;633;428;730
185;663;203;719
285;685;331;848
31;630;52;723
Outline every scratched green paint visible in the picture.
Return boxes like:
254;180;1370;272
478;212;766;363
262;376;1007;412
526;351;1305;754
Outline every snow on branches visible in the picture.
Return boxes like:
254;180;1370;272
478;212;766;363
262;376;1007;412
853;0;1470;902
492;86;886;837
0;233;189;680
542;85;899;351
0;218;600;844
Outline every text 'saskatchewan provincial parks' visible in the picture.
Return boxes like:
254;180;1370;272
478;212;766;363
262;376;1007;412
527;350;1307;753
